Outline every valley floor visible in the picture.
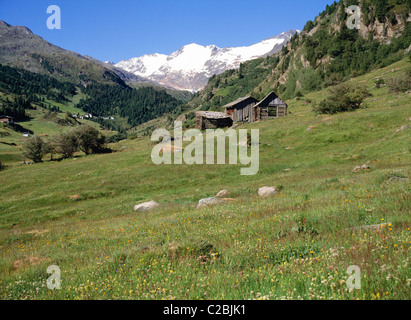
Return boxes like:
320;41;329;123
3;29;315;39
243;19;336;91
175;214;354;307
0;59;410;300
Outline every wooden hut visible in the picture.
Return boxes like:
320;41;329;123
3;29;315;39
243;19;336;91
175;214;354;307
223;96;259;123
195;111;233;130
254;92;287;121
0;115;14;124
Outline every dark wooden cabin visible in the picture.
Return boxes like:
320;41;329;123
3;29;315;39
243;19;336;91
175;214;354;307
223;96;259;123
195;111;233;130
0;115;14;124
254;92;287;120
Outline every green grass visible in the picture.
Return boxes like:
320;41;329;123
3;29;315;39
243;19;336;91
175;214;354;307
0;59;410;300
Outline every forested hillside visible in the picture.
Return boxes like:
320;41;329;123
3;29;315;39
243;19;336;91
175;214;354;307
76;84;184;128
0;64;76;120
0;63;185;134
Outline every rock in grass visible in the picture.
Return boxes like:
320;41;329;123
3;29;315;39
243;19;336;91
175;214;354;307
395;125;409;133
388;176;408;182
133;200;159;212
352;164;370;173
197;197;224;208
258;186;278;197
215;189;229;198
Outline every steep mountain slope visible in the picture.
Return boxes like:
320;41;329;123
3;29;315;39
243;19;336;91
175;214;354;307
0;20;130;86
186;0;410;112
0;20;191;98
0;20;174;89
115;30;299;91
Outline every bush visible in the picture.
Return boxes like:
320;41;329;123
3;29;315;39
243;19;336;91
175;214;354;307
55;131;79;159
23;136;48;163
312;83;372;114
386;68;411;93
73;125;108;155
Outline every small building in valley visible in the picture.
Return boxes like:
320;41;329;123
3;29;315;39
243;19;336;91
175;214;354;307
195;111;233;130
223;96;259;123
254;92;288;120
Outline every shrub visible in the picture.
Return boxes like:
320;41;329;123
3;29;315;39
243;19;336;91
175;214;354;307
312;83;372;114
386;68;411;93
23;136;48;163
55;131;79;159
73;125;108;155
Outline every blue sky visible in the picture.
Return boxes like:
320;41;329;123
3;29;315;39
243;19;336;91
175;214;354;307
0;0;336;62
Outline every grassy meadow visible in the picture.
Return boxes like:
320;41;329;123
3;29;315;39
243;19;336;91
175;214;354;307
0;59;410;300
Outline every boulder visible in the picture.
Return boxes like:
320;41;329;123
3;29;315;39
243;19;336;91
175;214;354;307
133;200;159;212
258;186;278;197
352;164;370;173
215;189;229;198
197;197;224;208
307;126;317;131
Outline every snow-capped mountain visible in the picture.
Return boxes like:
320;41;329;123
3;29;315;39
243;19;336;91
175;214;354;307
115;29;299;92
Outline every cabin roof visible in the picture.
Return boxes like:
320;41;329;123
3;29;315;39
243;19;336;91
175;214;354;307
223;96;258;109
254;92;287;108
195;111;231;119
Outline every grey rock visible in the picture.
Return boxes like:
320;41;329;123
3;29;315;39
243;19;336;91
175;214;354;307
197;197;224;208
133;200;159;212
258;186;278;197
215;189;229;198
352;164;370;173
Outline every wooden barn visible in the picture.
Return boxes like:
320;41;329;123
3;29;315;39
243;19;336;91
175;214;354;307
195;111;233;130
254;92;287;120
223;96;259;123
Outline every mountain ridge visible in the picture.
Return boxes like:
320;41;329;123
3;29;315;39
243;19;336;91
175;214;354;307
115;29;299;92
0;20;160;88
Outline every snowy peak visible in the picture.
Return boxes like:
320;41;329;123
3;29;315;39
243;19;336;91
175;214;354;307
115;29;299;92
